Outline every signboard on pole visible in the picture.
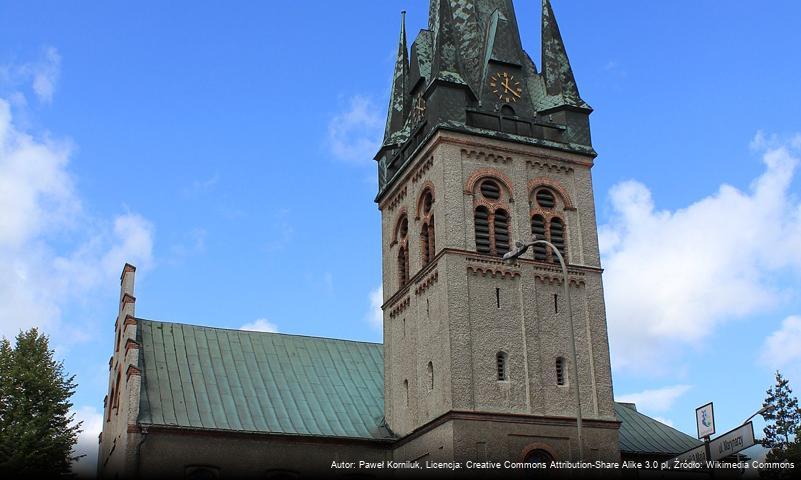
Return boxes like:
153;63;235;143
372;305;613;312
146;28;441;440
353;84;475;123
669;422;757;466
709;422;755;461
696;402;715;438
671;444;707;464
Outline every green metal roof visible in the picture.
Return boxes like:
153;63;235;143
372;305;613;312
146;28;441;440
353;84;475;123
135;319;700;455
615;403;702;455
136;320;391;440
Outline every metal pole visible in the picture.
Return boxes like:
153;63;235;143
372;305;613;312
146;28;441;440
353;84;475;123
505;239;583;461
548;243;583;462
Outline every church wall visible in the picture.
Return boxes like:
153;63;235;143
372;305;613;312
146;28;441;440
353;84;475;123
136;431;390;478
449;416;620;463
392;420;455;466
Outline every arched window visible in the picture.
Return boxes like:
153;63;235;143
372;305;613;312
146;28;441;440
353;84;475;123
530;186;568;264
524;449;554;464
555;357;566;386
186;467;220;480
496;351;508;381
419;189;436;266
396;216;410;289
473;178;512;257
427;361;434;391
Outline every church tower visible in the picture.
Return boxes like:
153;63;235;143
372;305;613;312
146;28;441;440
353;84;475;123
376;0;620;462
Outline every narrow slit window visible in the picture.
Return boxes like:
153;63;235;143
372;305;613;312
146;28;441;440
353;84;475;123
427;361;434;391
404;379;409;406
496;287;501;308
496;352;508;381
556;357;566;386
553;293;558;314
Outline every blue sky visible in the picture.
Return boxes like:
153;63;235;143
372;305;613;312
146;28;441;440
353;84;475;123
1;0;800;473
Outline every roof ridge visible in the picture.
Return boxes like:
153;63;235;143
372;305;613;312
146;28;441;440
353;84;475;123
135;318;383;346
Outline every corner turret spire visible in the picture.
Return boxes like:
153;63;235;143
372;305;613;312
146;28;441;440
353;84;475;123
382;11;410;145
429;0;469;90
541;0;587;108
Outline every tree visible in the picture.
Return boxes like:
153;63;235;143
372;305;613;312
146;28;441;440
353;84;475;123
761;371;801;466
0;328;82;476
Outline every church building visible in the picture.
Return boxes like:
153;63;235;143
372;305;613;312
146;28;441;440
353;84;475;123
98;1;701;477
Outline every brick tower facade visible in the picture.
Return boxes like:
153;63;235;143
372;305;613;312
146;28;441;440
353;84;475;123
376;0;620;463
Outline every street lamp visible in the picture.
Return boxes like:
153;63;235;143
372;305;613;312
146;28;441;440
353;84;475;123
743;405;772;425
736;405;772;469
503;236;583;461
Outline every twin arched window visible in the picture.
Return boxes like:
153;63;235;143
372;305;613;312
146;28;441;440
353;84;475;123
530;187;567;263
420;190;436;266
473;179;510;257
394;189;437;292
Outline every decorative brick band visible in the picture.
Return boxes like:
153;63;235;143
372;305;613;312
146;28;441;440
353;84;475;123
385;185;407;213
411;155;433;183
527;176;575;210
467;265;521;279
461;148;512;164
388;296;410;319
414;270;439;296
533;272;585;288
526;158;573;174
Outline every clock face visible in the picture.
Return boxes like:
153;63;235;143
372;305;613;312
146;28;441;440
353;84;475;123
411;91;426;124
489;71;523;103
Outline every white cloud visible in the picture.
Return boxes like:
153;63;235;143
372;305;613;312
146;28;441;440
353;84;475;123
0;95;154;340
327;95;383;165
616;384;691;413
31;47;61;104
70;405;103;477
760;315;801;371
240;318;279;333
600;134;801;372
0;46;61;104
367;286;383;332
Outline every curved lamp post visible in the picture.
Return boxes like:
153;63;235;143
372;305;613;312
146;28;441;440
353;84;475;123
503;236;583;461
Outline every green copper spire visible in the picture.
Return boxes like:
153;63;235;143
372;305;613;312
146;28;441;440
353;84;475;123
383;11;410;145
541;0;587;108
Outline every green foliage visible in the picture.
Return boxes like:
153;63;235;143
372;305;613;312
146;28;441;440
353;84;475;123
0;328;82;476
760;371;801;469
